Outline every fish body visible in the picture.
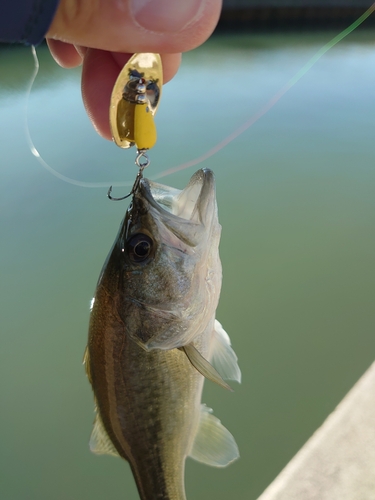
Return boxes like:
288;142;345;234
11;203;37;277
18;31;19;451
85;169;241;500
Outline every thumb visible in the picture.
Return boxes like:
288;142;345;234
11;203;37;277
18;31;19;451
47;0;222;53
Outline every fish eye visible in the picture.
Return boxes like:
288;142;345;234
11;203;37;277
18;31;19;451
127;233;153;263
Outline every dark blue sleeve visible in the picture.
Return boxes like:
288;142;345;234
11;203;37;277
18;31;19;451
0;0;60;45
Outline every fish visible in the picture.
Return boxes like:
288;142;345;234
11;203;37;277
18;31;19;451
84;168;241;500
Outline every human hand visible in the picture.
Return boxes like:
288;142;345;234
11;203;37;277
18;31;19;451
46;0;222;140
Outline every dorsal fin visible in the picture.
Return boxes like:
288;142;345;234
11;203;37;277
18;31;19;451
181;344;232;391
189;404;239;467
89;413;120;458
210;320;241;383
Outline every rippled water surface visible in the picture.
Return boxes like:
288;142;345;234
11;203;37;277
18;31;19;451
1;30;375;500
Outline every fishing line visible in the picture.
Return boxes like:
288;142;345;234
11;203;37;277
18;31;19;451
152;2;375;180
26;4;375;187
25;47;133;188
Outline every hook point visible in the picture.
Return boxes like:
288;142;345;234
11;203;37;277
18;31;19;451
107;185;133;202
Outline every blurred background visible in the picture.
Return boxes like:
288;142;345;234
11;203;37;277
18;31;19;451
1;2;375;499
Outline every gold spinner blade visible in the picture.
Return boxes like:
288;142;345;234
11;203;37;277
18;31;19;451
110;53;162;150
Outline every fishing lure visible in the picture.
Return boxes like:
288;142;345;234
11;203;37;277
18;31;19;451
108;53;162;203
110;52;162;151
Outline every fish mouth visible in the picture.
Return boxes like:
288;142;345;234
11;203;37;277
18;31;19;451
138;168;216;224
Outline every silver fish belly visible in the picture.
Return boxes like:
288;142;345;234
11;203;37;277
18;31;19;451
84;169;241;500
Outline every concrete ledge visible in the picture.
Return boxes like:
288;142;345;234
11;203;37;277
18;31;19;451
257;362;375;500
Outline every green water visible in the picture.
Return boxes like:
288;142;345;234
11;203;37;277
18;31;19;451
1;31;375;500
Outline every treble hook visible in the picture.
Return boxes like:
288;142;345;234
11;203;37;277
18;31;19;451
107;150;150;201
107;185;134;201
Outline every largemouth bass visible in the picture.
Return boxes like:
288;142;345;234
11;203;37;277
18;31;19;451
84;168;241;500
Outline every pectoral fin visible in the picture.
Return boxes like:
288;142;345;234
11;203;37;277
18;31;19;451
82;346;92;384
89;413;120;458
210;320;241;383
182;344;232;391
189;404;239;467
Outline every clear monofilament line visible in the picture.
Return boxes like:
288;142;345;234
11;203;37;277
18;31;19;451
25;47;134;188
152;3;375;180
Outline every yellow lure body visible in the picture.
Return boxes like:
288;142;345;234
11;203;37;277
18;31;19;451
134;104;157;150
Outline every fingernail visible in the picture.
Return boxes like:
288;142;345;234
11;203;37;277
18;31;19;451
131;0;203;33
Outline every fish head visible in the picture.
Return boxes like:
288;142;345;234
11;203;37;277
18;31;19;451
105;168;222;351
